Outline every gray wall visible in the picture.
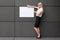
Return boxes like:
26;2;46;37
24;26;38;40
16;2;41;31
0;0;60;37
40;0;60;37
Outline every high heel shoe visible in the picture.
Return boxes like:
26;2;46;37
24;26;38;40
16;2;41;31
36;34;41;39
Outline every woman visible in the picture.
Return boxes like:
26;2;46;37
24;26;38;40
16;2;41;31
27;2;43;39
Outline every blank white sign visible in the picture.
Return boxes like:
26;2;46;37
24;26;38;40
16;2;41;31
19;7;34;17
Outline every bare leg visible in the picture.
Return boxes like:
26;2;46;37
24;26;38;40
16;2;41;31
34;27;40;38
37;27;40;38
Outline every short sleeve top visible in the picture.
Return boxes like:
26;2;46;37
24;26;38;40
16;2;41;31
36;7;43;17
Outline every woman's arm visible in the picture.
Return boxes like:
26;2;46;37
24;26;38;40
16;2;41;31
27;4;38;8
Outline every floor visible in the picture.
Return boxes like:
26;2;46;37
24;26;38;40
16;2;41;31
0;37;60;40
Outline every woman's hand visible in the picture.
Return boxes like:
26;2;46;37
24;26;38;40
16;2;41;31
27;4;38;9
27;4;31;8
27;4;36;8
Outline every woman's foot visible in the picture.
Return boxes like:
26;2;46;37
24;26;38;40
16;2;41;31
37;34;40;39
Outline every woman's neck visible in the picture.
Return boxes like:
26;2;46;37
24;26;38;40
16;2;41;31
38;6;42;8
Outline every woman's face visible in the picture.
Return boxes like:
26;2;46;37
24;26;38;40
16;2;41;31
37;2;42;7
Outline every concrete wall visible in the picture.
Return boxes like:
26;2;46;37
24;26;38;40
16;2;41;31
0;0;60;37
40;0;60;37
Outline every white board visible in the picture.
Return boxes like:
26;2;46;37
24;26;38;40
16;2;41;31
19;7;34;17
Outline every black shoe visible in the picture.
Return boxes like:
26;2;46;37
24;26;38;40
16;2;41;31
37;37;40;39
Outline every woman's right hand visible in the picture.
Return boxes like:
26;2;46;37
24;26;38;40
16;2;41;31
27;5;31;8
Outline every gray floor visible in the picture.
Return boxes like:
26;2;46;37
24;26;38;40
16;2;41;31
0;37;60;40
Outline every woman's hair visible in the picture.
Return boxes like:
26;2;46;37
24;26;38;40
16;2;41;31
38;2;42;4
37;2;43;7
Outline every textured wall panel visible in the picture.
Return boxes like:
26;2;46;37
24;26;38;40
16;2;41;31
15;22;36;37
0;22;14;37
0;7;14;21
39;0;60;6
41;7;60;21
46;0;60;6
0;0;14;6
15;0;39;6
40;22;60;37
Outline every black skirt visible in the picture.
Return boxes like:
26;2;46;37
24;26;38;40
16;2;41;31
34;16;41;28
